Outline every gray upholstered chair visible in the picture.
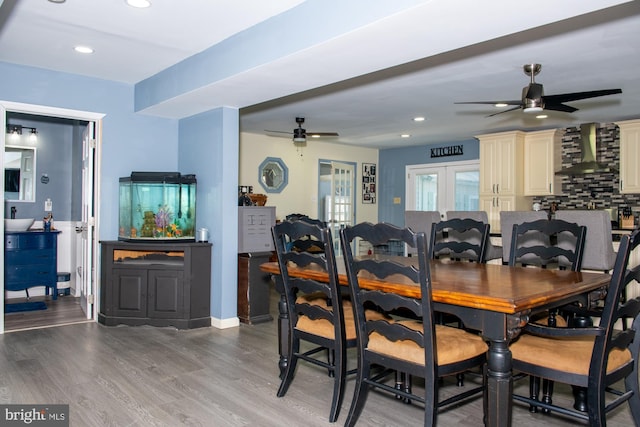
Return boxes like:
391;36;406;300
446;210;502;261
555;210;616;273
404;210;441;256
499;210;548;264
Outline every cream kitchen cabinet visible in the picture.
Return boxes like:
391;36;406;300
478;130;530;232
618;119;640;194
524;129;562;196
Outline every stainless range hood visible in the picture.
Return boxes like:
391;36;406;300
555;123;617;175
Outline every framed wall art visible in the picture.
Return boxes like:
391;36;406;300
362;162;376;204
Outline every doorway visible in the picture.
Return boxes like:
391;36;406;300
1;101;103;334
318;160;356;254
406;160;480;214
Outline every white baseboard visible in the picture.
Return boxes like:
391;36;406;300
211;316;240;329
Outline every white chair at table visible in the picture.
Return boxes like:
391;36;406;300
404;210;441;257
446;210;502;262
499;210;549;265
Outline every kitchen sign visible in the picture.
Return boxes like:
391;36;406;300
430;145;464;158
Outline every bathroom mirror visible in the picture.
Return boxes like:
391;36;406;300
258;157;288;193
4;145;36;202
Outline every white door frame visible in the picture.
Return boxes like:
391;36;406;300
0;101;104;334
406;160;480;213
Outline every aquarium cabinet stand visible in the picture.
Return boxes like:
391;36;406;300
99;241;212;329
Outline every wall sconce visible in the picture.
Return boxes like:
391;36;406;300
6;125;37;142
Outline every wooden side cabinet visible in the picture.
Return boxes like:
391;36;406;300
99;240;211;329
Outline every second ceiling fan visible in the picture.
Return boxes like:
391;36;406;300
456;63;622;117
265;117;339;145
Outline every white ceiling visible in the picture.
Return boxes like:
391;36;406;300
1;0;639;149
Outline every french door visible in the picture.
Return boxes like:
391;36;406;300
406;160;480;214
80;122;96;319
322;161;355;253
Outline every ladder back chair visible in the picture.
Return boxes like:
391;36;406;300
500;210;549;264
429;217;490;263
508;218;586;272
272;219;361;422
508;217;587;413
510;229;640;426
446;211;502;261
339;222;487;427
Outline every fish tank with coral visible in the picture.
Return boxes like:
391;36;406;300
118;172;196;242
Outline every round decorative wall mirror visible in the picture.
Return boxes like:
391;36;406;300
258;157;288;193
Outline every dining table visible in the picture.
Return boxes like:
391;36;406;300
260;255;611;427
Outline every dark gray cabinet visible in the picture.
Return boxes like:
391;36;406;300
99;241;211;329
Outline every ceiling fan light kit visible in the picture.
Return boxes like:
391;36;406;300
456;63;622;117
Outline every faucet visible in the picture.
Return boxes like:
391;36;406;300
10;206;16;219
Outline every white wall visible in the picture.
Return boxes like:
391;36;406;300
240;132;379;223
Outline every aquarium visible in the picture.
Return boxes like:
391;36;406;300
118;172;196;242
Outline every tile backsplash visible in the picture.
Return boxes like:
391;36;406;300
532;122;640;222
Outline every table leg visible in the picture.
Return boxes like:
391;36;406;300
273;276;289;379
486;339;512;427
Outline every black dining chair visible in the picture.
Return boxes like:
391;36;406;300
340;222;487;426
445;211;502;262
510;229;640;426
508;218;586;272
429;217;490;360
272;219;367;422
429;217;490;263
508;218;587;413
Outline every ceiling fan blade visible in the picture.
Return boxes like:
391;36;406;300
543;88;622;104
265;129;295;139
544;103;579;113
306;132;339;138
486;106;522;117
455;100;522;106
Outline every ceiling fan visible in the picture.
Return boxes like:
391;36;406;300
455;63;622;117
265;117;339;145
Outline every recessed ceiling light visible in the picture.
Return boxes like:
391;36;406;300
48;0;66;3
536;114;548;119
74;45;94;54
401;134;411;138
126;0;151;8
494;103;508;108
413;116;426;122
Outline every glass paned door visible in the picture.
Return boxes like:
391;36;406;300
326;161;355;253
406;160;479;213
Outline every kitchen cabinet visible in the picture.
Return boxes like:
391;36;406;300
4;231;60;299
478;130;530;232
524;129;562;196
99;241;212;329
617;119;640;194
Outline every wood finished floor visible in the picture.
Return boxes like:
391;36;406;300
4;295;90;332
0;288;637;426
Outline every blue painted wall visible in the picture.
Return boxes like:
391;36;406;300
1;62;243;324
178;107;239;322
0;62;179;241
378;139;479;226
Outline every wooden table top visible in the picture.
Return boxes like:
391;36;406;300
260;255;611;315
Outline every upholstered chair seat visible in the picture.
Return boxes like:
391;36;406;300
367;320;488;366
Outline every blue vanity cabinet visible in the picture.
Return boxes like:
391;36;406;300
4;231;60;300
